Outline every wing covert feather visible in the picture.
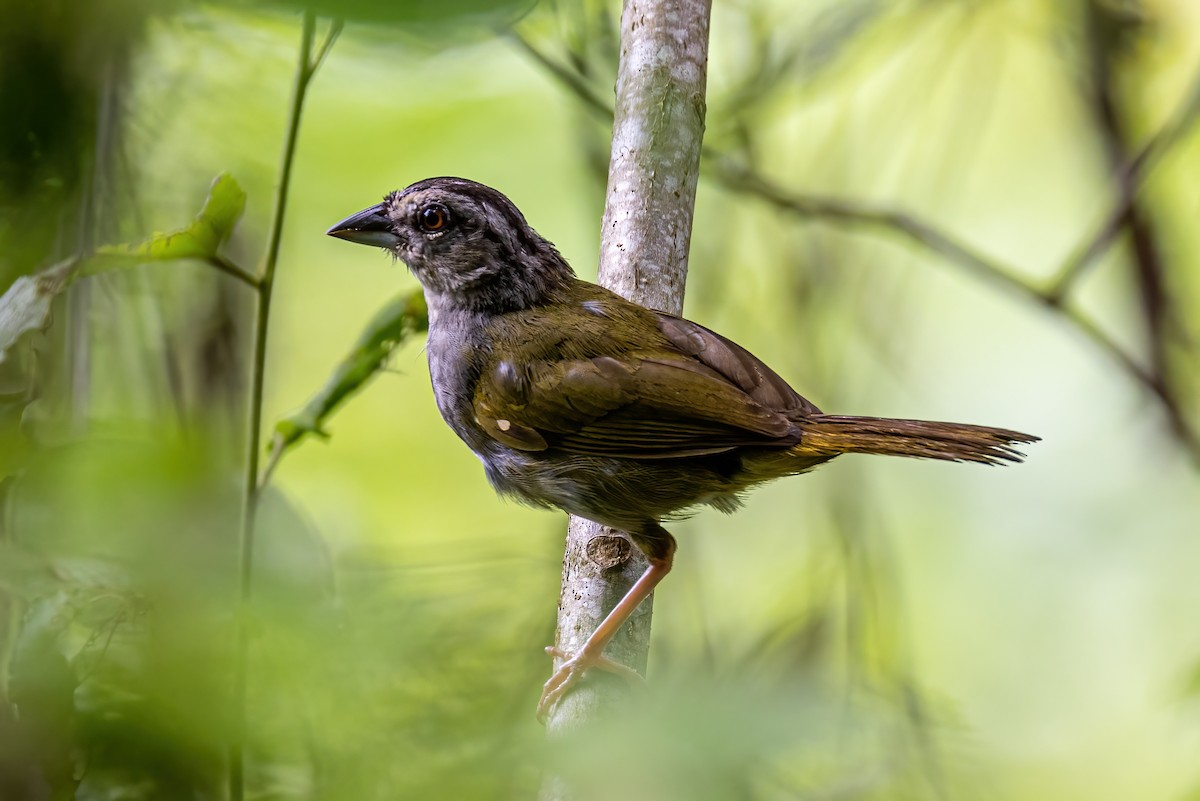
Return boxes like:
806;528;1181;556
473;350;797;458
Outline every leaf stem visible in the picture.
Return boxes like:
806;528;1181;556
206;254;259;289
309;18;343;75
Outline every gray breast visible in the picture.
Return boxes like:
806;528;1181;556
424;298;495;456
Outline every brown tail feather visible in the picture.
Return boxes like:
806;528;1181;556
796;414;1038;465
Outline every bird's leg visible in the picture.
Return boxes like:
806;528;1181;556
537;530;675;722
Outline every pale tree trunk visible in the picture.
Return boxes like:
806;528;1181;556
541;0;712;790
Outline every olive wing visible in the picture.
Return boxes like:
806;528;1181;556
473;349;797;459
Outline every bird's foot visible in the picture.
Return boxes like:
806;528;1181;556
536;646;644;722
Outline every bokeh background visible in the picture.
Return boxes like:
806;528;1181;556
2;1;1200;799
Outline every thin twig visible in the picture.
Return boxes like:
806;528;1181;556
1059;291;1200;461
508;31;613;120
229;11;323;801
258;433;286;492
206;254;259;289
1047;66;1200;300
308;18;343;75
709;159;1044;303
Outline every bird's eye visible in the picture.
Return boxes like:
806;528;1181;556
418;204;450;233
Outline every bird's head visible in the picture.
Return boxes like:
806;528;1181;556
327;177;573;312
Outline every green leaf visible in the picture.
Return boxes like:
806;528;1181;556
0;259;74;366
1;173;248;367
273;289;428;452
88;173;246;272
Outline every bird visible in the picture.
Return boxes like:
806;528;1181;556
326;176;1038;720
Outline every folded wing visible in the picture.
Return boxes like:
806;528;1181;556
473;311;817;459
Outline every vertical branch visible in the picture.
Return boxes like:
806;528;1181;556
1077;2;1189;443
229;11;335;801
543;0;712;738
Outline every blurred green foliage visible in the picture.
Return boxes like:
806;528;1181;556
272;289;427;455
2;1;1200;800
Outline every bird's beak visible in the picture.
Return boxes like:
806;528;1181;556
326;204;402;249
